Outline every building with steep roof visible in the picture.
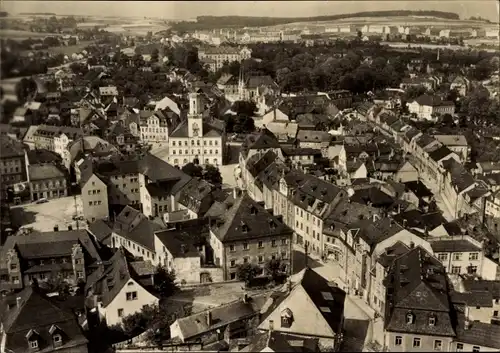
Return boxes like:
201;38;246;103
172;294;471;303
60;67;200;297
0;286;88;353
407;94;455;121
84;248;158;326
257;267;346;351
208;190;293;281
0;135;27;190
197;45;252;71
168;92;226;167
0;229;101;293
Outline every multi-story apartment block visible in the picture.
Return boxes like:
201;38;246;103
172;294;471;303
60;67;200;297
274;170;345;253
433;135;470;163
0;229;101;293
1;286;89;353
407;94;455;121
27;163;68;201
198;46;252;71
461;279;500;324
78;152;192;222
430;235;498;280
139;110;170;145
384;246;456;352
32;125;83;160
168;92;226;167
208;191;293;281
0;135;27;190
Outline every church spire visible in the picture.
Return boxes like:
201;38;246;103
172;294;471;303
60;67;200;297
238;63;245;101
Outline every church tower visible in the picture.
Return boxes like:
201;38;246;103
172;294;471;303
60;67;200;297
188;91;203;138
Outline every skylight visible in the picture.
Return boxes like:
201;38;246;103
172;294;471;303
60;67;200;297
321;291;334;301
320;307;332;313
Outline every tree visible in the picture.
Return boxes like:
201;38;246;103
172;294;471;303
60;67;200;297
41;274;71;296
203;164;222;186
151;48;159;63
15;78;37;103
404;85;429;101
69;62;88;76
122;304;158;336
236;263;260;285
153;265;178;298
182;162;203;177
265;258;287;281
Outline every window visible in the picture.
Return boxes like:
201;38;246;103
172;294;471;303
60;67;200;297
281;239;287;245
258;255;264;263
243;243;249;250
271;240;276;247
429;316;436;326
118;308;124;317
258;241;263;248
229;245;235;252
456;343;463;351
437;253;448;261
12;276;20;284
29;340;38;349
9;263;17;270
452;253;462;261
406;313;414;324
53;334;62;343
451;266;461;274
230;272;236;280
469;252;479;260
243;257;249;264
395;336;402;346
281;251;287;259
126;291;138;301
230;260;236;267
472;346;480;352
494;310;499;317
468;266;478;274
413;338;421;348
434;340;442;351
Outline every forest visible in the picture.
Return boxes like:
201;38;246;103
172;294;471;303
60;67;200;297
170;10;460;31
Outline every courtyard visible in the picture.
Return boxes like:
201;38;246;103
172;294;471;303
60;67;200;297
10;195;85;232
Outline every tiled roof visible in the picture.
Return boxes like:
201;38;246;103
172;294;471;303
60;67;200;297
434;135;468;147
246;150;278;178
177;178;214;216
88;219;113;246
441;159;476;193
384;247;455;337
210;192;293;243
28;164;65;181
174;293;268;341
430;238;481;253
450;290;493;308
155;219;209;258
462;279;500;300
297;130;332;143
428;145;454;163
0;135;25;158
455;314;500;349
404;180;433;199
413;94;454;107
242;128;281;151
415;134;437;149
0;286;88;353
85;248;155;307
0;230;101;269
377;241;411;268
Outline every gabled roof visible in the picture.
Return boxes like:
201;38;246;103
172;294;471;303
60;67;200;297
85;248;156;307
0;286;88;352
428;145;454;163
155;218;209;258
210;192;292;243
384;246;455;337
242;128;281;151
173;293;268;341
177;178;214;216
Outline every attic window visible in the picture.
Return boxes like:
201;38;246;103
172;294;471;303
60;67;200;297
321;291;334;301
281;308;294;328
429;315;436;326
269;220;277;229
406;312;415;324
242;223;250;233
250;206;258;215
320;307;332;313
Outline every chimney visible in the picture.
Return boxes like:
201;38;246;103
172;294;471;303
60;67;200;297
464;320;470;330
402;219;407;228
206;311;212;326
269;320;274;332
180;244;186;254
409;241;415;249
16;296;21;308
243;293;248;303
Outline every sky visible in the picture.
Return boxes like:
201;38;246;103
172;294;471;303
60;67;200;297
2;1;499;22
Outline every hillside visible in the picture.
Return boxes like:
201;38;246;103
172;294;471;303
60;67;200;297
171;10;460;31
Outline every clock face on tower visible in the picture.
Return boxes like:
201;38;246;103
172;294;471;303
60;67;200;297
192;122;199;137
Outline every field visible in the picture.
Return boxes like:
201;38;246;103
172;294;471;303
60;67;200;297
46;40;94;55
267;16;497;31
0;29;61;39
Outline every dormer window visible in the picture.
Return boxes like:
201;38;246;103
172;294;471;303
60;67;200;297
406;312;414;324
280;307;294;328
26;329;40;351
29;340;39;349
429;315;436;326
